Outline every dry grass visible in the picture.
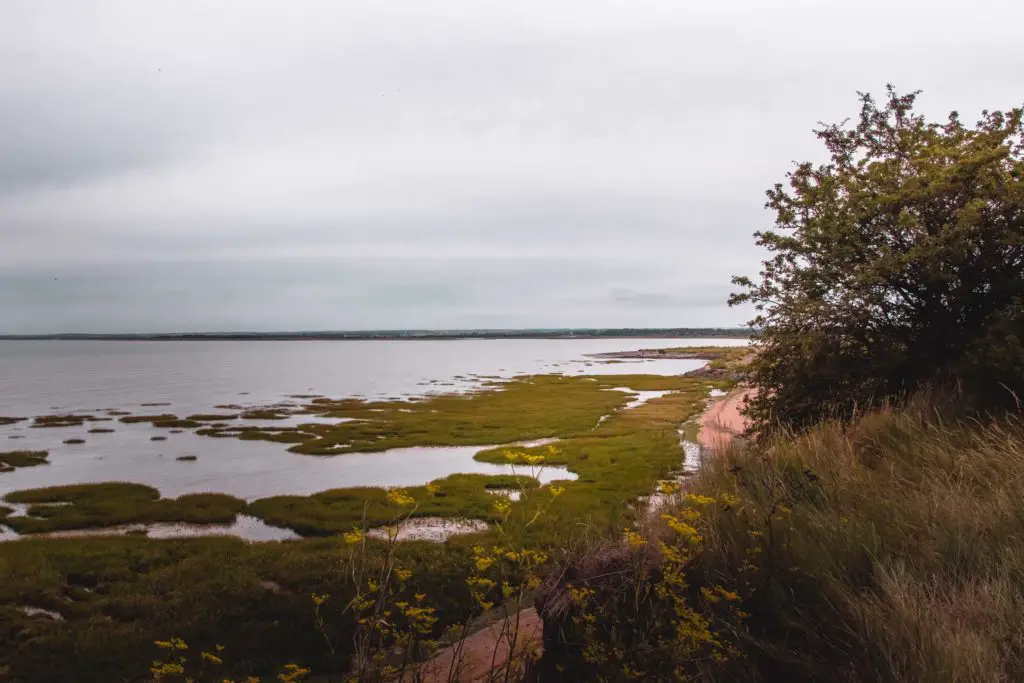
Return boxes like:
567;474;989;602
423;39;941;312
687;400;1024;683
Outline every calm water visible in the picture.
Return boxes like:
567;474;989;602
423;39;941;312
0;338;746;503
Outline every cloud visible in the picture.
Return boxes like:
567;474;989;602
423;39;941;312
1;0;1022;332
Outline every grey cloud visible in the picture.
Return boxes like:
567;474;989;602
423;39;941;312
1;0;1022;332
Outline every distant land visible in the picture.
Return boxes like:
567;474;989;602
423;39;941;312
0;328;751;341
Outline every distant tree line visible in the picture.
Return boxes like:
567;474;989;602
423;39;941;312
0;328;751;341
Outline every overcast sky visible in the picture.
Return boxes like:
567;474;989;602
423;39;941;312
1;1;1021;333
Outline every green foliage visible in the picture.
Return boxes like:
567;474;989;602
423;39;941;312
0;536;478;682
3;483;246;533
732;87;1024;431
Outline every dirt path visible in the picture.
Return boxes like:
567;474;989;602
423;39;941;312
418;607;542;682
698;388;752;451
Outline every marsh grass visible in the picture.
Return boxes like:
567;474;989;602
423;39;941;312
3;483;246;534
275;374;706;456
0;417;26;426
0;353;747;680
249;473;540;537
32;415;95;428
0;450;50;469
120;414;177;424
0;535;478;682
153;419;203;429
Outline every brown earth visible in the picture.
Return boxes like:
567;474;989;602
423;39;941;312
699;388;752;451
418;607;542;682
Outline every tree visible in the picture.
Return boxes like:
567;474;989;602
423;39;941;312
731;87;1024;431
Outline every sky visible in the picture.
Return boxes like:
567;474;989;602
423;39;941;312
1;1;1022;333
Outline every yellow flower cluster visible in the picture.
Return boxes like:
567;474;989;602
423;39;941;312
386;487;415;507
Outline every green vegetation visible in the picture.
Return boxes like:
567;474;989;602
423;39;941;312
119;413;177;424
2;483;245;534
186;413;240;421
0;417;26;426
88;427;115;434
0;535;480;682
0;450;49;470
153;419;202;429
31;415;95;428
281;374;693;455
63;438;85;445
731;87;1024;431
540;400;1024;682
250;474;540;536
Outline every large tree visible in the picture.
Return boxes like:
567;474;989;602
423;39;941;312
731;87;1024;431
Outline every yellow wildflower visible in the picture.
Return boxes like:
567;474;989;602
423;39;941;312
623;528;647;548
684;494;716;506
386;487;415;507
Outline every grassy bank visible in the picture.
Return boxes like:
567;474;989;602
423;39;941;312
538;400;1024;682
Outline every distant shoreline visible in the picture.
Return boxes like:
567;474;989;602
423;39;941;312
0;328;751;342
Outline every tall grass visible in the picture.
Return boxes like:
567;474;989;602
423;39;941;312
538;399;1024;682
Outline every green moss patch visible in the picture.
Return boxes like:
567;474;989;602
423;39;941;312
0;450;50;469
2;483;245;534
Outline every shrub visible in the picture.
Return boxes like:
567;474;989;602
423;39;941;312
731;87;1024;432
